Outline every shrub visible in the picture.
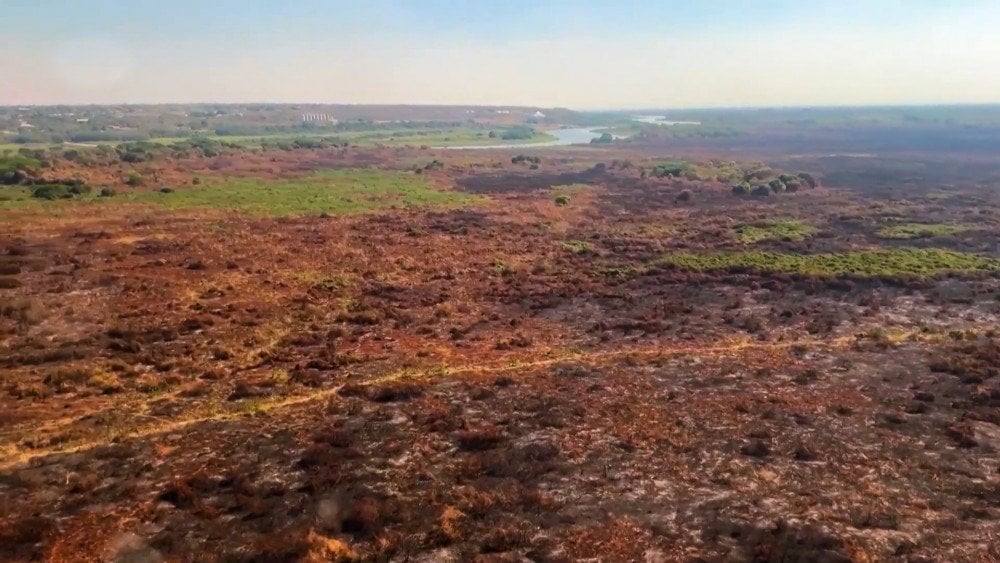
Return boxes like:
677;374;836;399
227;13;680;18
159;187;175;193
554;195;570;206
769;179;786;193
125;172;143;187
99;187;116;197
501;126;535;140
511;155;541;165
31;184;73;200
675;189;692;202
751;185;772;197
785;180;801;192
731;182;751;195
650;162;690;178
798;172;819;188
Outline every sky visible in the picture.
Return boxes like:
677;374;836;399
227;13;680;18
2;0;1000;109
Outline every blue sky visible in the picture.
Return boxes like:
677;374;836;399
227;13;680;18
3;1;999;107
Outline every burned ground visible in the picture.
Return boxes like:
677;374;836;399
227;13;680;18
2;143;1000;561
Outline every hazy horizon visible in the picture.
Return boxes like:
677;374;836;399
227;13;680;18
4;0;1000;108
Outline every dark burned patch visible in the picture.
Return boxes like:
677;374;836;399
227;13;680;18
455;167;608;194
420;209;492;235
702;519;851;562
339;381;424;402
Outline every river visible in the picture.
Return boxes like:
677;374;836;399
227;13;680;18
437;127;610;150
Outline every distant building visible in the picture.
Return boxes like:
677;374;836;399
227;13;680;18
302;114;337;123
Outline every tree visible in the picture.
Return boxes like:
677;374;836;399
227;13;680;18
769;179;786;193
590;132;613;144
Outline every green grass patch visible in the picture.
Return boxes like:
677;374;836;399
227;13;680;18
736;219;816;244
877;222;971;240
561;240;591;254
0;169;478;216
657;248;1000;278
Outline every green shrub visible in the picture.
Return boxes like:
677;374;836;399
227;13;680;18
31;184;73;200
554;195;570;206
100;187;116;197
501;126;535;140
126;172;143;186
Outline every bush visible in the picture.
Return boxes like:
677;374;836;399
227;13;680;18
99;187;116;197
650;162;690;178
501;126;535;140
159;187;175;193
751;185;772;197
511;155;541;165
769;179;786;193
675;189;692;202
554;195;570;206
31;184;73;200
590;132;613;144
125;173;143;186
798;172;819;188
731;182;751;195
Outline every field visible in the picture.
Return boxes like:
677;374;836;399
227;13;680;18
3;105;1000;561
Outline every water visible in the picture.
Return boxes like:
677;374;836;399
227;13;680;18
632;115;702;125
438;127;609;150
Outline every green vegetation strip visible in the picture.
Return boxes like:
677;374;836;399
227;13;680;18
657;248;1000;278
877;222;971;240
1;169;478;216
736;219;816;244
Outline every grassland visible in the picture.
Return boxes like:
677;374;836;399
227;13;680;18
657;248;1000;278
735;219;816;243
877;222;972;239
0;169;478;216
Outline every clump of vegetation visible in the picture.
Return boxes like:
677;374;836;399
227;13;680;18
511;155;541;165
501;126;535;140
554;194;570;206
751;185;772;197
657;248;1000;278
125;172;144;187
736;219;816;243
878;222;971;240
0;155;40;184
30;181;91;200
731;181;751;195
649;162;692;178
590;132;613;144
561;240;591;254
